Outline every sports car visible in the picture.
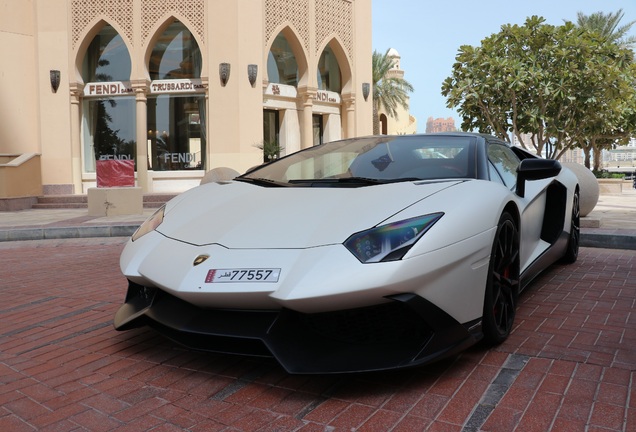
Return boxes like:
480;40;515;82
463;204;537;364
114;132;580;374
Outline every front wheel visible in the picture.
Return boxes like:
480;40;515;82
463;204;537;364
482;212;520;345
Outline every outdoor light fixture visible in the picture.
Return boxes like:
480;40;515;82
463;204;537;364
50;70;61;93
362;82;370;101
219;62;231;86
247;64;258;87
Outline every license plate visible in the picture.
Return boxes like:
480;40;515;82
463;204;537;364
205;268;281;283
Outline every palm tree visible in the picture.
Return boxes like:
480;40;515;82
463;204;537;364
372;49;414;135
575;9;636;50
575;9;636;170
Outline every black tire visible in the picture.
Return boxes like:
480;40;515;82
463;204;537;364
482;212;520;345
560;190;580;264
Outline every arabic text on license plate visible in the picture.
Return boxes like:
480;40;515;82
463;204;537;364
205;268;281;283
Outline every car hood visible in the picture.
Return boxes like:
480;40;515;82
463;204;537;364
157;180;461;248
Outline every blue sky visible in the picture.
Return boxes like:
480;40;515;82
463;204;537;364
372;0;636;132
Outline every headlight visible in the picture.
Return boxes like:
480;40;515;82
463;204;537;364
344;213;443;263
132;206;165;241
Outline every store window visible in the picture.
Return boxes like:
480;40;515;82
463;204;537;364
317;45;341;92
81;24;135;173
262;109;280;162
147;95;205;170
147;21;206;171
313;115;323;146
267;33;298;87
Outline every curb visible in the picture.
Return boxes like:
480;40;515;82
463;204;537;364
0;225;139;242
580;232;636;251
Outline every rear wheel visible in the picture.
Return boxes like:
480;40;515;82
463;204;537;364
483;212;520;345
560;190;580;264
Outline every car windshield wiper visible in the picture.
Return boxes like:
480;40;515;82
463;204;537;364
288;177;422;186
234;177;286;187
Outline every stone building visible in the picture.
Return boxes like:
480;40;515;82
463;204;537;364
0;0;372;199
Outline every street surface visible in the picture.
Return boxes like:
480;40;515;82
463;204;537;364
1;238;635;431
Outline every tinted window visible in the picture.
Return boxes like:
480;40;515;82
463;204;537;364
242;135;477;184
488;144;520;189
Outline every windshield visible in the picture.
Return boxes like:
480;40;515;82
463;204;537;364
240;135;476;186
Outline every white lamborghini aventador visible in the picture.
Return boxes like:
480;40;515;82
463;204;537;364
114;132;580;373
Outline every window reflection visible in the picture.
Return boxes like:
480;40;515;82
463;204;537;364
149;21;202;79
82;25;131;82
267;34;298;87
147;95;205;171
317;45;341;92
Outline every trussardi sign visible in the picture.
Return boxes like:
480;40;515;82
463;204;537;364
83;79;207;97
150;79;206;94
84;82;133;97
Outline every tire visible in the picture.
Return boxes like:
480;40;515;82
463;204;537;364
560;190;580;264
482;212;520;345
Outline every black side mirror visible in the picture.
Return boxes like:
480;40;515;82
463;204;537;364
516;158;561;197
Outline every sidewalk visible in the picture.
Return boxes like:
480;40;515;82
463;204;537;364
0;189;635;248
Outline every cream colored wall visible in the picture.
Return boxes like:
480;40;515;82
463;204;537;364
0;0;39;155
35;0;74;187
205;0;264;173
352;0;373;137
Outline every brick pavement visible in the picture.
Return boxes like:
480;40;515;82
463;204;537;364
1;239;635;431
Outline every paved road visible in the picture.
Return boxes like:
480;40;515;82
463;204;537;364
1;238;635;431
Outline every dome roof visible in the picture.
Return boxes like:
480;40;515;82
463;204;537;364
387;48;400;57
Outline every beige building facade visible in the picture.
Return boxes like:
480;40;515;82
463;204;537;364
0;0;372;197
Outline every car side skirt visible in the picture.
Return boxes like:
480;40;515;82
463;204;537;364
114;281;482;374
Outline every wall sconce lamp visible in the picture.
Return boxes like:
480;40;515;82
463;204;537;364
247;64;258;88
219;62;231;86
362;82;370;101
50;70;61;93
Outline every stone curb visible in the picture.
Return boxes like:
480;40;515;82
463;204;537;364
0;225;138;242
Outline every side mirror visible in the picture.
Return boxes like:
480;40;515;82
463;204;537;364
516;158;561;197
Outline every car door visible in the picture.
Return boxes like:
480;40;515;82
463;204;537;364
487;142;551;272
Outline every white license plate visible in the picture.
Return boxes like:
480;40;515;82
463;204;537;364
205;268;281;283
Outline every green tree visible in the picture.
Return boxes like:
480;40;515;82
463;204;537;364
574;9;636;169
372;49;414;135
441;16;636;167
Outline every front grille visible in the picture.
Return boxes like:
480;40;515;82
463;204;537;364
297;301;433;345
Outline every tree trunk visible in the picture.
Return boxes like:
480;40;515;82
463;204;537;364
592;144;602;171
372;104;379;135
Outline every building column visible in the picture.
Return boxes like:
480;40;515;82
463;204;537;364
298;87;316;149
69;83;83;194
342;93;356;138
133;80;150;192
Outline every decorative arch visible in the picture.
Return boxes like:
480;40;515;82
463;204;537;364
265;25;309;87
143;14;207;81
380;114;388;135
74;18;134;84
315;36;352;94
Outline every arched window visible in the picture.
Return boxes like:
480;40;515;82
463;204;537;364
81;24;135;173
147;21;206;171
149;21;202;79
82;24;131;82
267;33;298;87
380;114;388;135
317;45;341;93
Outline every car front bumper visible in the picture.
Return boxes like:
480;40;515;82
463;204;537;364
114;281;482;374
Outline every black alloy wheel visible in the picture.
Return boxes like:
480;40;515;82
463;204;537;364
560;190;580;264
482;212;520;345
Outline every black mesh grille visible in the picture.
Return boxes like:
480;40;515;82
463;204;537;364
297;301;433;345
